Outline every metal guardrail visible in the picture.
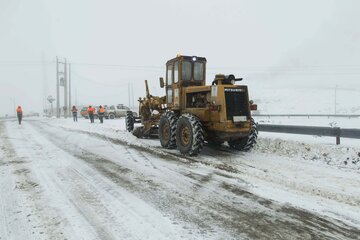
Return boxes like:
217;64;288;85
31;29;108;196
340;128;360;139
257;124;360;145
253;114;360;119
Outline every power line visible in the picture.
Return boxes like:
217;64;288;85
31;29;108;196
71;70;134;88
71;62;162;69
2;60;360;69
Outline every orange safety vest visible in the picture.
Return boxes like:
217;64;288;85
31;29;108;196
87;107;95;114
16;107;22;113
99;107;105;113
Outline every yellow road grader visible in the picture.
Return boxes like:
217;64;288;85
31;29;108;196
125;55;258;156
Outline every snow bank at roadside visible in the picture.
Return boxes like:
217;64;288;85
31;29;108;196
255;137;360;170
253;116;360;170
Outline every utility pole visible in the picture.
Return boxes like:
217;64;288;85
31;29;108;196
56;57;71;118
64;59;68;118
56;57;60;118
47;96;55;117
69;63;72;112
41;53;48;116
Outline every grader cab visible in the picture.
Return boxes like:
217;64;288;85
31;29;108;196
126;55;258;156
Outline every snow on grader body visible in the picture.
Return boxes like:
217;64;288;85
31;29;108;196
125;55;258;156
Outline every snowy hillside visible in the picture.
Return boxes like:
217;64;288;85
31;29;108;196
247;77;360;114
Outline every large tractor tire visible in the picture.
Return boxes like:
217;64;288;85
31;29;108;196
159;111;178;149
176;114;204;156
228;118;258;151
125;111;134;132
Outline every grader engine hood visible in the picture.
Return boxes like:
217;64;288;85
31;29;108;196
223;87;250;121
210;85;250;122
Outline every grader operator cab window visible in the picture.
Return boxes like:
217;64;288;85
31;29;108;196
166;64;173;104
194;62;204;81
167;65;172;85
174;61;179;83
167;89;172;104
181;61;192;81
181;60;205;84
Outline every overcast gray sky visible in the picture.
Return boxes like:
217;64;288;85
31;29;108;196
0;0;359;115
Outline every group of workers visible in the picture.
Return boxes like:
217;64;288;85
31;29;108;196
15;105;107;125
71;105;106;124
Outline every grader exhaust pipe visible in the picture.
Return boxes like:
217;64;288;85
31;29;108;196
145;80;150;99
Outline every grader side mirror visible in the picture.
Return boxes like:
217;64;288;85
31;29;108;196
159;77;164;88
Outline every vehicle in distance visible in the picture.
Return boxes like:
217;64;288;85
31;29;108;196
107;104;138;119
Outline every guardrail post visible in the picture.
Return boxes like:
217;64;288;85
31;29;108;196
334;127;341;145
336;136;340;145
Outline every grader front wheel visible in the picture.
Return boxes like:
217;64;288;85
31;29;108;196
125;111;134;132
228;118;258;151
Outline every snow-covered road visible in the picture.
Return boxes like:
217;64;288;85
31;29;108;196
0;118;359;240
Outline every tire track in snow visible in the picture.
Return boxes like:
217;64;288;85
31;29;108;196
35;120;244;174
17;121;209;240
0;121;64;240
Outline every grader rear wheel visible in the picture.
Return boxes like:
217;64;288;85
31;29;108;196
159;111;178;149
176;114;204;156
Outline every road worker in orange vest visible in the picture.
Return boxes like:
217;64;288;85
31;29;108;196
98;105;105;124
87;105;96;123
16;106;23;125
